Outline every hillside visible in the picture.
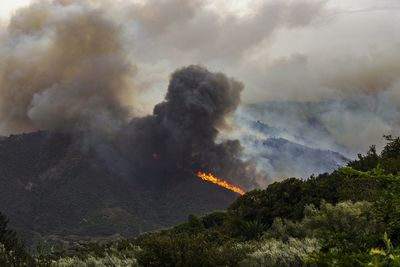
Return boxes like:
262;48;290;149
241;134;349;179
0;131;237;242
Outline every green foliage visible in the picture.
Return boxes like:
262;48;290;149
44;241;140;267
201;211;228;229
304;250;371;267
239;220;266;240
227;169;380;241
227;178;322;240
50;251;139;267
349;135;400;175
304;201;382;252
372;181;400;245
240;238;320;267
229;178;307;226
348;145;379;172
305;233;400;267
368;233;400;267
0;243;21;267
266;201;383;253
380;135;400;174
337;165;400;245
136;231;249;267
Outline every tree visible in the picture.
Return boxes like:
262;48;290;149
380;135;400;174
0;212;28;266
348;145;379;172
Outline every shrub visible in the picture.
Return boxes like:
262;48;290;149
50;254;138;267
240;238;320;267
136;231;249;267
265;201;383;253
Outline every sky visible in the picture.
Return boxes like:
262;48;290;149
0;0;399;156
0;0;251;19
0;0;30;19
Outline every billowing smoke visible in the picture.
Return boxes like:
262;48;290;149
0;0;135;135
154;65;242;164
0;0;326;135
118;66;263;189
0;0;321;186
3;0;398;184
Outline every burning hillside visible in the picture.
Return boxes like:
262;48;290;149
197;172;245;195
0;130;241;241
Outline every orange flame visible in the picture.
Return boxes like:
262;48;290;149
196;171;245;195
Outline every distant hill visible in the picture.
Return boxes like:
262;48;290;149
241;131;349;179
0;131;237;242
237;104;350;179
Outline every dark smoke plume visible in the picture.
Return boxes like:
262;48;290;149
154;65;242;165
118;66;262;189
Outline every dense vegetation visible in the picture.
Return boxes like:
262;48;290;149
2;136;400;266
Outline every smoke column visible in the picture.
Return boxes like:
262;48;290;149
118;66;263;189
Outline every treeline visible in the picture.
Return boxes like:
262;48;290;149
2;136;400;266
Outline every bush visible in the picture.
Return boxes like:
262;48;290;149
50;254;138;267
265;201;383;253
136;231;249;267
240;238;320;267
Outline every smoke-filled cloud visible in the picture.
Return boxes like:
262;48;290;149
118;0;328;107
0;0;327;135
0;0;136;134
1;0;399;182
127;0;327;62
